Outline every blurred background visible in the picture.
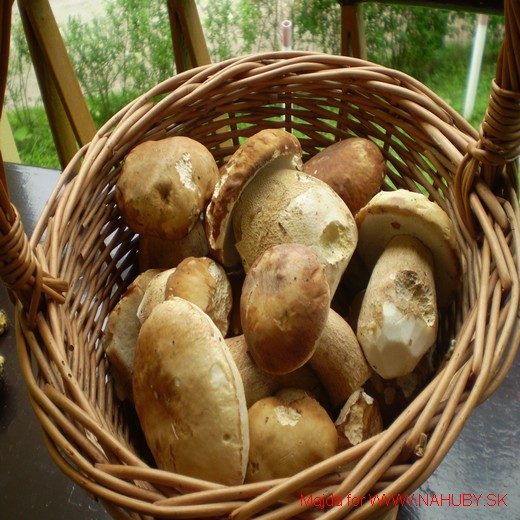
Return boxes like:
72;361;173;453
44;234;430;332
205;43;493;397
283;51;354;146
3;0;504;169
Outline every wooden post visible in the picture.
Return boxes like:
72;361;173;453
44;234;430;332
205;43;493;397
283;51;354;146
17;0;96;168
167;0;211;73
339;2;367;59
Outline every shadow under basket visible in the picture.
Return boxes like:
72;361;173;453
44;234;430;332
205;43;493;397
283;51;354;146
1;4;520;519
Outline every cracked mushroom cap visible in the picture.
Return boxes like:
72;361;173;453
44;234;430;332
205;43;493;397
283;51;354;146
355;189;461;307
133;298;249;485
205;129;303;267
246;393;337;483
116;136;219;240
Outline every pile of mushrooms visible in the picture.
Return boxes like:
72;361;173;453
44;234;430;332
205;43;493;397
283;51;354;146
103;128;461;487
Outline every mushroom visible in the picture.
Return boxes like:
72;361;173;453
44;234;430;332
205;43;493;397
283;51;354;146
308;309;372;410
103;268;160;401
245;392;337;483
302;137;386;215
233;167;357;297
164;256;232;336
240;243;330;375
225;334;328;408
204;129;358;297
205;128;303;267
355;189;461;379
116;136;219;240
132;297;249;486
335;389;383;451
136;267;176;324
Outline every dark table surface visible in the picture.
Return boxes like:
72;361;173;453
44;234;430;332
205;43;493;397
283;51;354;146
0;161;518;519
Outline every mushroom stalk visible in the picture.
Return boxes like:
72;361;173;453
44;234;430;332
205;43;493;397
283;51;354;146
356;234;438;379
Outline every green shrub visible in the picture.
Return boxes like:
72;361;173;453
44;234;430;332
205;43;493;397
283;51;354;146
5;1;505;169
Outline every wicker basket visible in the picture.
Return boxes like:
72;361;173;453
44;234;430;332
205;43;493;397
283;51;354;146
1;1;519;518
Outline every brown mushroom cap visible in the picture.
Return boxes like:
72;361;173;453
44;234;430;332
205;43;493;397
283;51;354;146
103;269;161;401
116;136;219;240
240;243;330;375
164;256;232;336
136;267;176;324
302;137;386;215
246;394;337;483
132;298;249;485
355;189;460;306
205;129;303;267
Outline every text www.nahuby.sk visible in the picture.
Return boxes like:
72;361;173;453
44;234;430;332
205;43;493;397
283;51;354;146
300;492;509;511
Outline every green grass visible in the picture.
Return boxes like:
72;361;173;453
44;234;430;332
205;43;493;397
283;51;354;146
7;105;59;169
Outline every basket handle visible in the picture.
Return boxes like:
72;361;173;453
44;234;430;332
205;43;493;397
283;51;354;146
454;0;520;235
0;1;67;326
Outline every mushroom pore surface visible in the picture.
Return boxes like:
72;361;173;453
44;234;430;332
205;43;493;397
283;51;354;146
233;168;357;296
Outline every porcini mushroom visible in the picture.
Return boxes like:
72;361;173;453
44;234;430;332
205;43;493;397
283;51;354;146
205;128;303;267
116;136;219;240
309;309;372;409
233;167;358;297
225;334;327;408
240;243;330;375
103;269;160;401
355;189;461;379
302;137;386;215
335;389;383;451
136;267;176;324
164;256;232;336
132;298;249;485
205;129;358;296
246;393;337;483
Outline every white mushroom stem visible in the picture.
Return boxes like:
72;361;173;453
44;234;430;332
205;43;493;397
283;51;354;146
308;309;372;409
356;234;438;379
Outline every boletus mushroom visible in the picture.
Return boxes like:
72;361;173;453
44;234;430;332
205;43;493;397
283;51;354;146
225;334;328;408
335;389;383;451
355;189;461;379
205;128;358;296
116;136;219;240
132;298;249;485
302;137;386;215
240;243;330;375
164;256;232;336
103;268;160;401
205;128;303;267
246;392;337;483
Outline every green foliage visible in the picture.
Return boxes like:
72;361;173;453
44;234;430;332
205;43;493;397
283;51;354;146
292;0;340;54
204;0;237;61
7;106;60;169
203;0;340;58
64;0;174;123
4;1;506;169
363;3;450;78
5;20;33;129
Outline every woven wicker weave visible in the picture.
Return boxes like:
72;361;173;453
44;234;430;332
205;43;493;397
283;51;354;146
1;1;519;519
